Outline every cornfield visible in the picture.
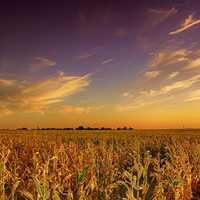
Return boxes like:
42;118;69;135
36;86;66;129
0;129;199;200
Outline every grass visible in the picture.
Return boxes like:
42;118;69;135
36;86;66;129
0;129;199;199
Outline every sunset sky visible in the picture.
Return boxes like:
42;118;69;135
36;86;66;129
1;0;200;129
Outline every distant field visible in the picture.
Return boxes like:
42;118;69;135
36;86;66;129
1;129;200;137
0;130;199;199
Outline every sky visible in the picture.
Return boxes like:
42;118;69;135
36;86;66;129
1;0;200;129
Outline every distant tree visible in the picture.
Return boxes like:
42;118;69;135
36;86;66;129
117;127;121;130
76;126;84;130
63;128;73;130
101;127;105;130
129;127;133;130
123;126;127;130
18;127;28;130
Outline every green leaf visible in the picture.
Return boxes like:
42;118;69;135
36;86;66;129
77;165;89;184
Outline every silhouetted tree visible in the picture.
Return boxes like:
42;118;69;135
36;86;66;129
17;127;28;130
63;128;73;130
76;126;84;130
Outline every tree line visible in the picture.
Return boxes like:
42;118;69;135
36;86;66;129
15;126;134;131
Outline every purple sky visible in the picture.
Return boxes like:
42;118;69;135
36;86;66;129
1;0;200;128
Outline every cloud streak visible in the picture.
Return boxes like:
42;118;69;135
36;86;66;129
150;49;188;68
169;14;200;35
56;105;104;114
184;89;200;102
0;73;91;114
77;53;96;59
0;106;13;116
144;70;161;78
168;72;179;79
101;58;114;65
161;74;200;94
185;58;200;69
149;7;178;27
137;74;200;99
30;57;56;70
119;47;200;111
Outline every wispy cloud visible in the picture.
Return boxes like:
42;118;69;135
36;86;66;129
0;79;16;86
185;58;200;69
141;8;177;35
77;53;96;59
0;106;13;116
118;46;200;112
169;14;200;35
184;89;200;102
149;7;178;27
58;70;64;76
30;57;56;70
56;105;104;114
150;48;200;72
144;70;161;78
168;72;179;79
161;74;200;94
140;74;200;99
150;49;188;68
117;96;173;111
101;58;114;65
118;73;200;111
0;73;91;114
122;92;132;98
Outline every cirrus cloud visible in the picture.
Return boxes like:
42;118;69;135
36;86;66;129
56;105;104;114
30;57;56;70
185;58;200;69
150;49;188;68
149;7;178;27
168;72;179;79
0;73;91;114
0;106;13;116
169;14;200;35
184;89;200;102
119;46;200;111
144;70;161;78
